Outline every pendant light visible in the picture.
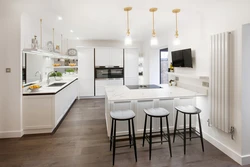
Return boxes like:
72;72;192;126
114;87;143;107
150;8;158;46
172;9;181;45
124;7;132;45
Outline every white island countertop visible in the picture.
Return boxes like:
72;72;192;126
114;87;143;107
105;84;207;102
23;77;78;96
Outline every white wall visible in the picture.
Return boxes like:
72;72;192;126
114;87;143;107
242;23;250;163
0;1;23;138
144;1;250;165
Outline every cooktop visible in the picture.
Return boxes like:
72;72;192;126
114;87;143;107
126;84;162;89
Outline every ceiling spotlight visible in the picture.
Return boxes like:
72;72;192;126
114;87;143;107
76;37;79;40
70;30;74;33
58;16;63;20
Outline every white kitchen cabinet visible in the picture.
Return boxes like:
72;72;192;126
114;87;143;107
95;47;110;66
125;48;139;85
96;79;109;96
78;48;94;97
23;80;78;134
96;78;123;96
110;48;123;67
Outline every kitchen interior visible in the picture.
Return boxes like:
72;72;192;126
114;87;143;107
1;0;250;167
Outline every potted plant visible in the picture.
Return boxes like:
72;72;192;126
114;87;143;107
66;69;75;75
50;71;62;81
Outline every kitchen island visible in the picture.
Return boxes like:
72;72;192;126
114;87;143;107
105;84;207;137
22;77;78;134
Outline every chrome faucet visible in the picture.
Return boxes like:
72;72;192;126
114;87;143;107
47;71;54;85
35;71;43;82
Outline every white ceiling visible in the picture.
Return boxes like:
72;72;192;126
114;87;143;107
22;0;227;41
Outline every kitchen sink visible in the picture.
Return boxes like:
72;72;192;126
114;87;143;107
48;82;67;87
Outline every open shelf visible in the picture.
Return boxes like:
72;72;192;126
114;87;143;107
53;66;78;69
22;48;78;60
168;72;209;81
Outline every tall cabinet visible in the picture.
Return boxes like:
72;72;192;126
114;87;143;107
124;48;139;85
78;48;95;97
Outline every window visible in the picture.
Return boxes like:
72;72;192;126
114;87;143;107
160;48;168;84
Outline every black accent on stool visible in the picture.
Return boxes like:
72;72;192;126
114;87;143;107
173;106;204;154
142;108;172;160
109;110;137;166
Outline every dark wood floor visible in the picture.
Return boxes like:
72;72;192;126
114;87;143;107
0;99;248;167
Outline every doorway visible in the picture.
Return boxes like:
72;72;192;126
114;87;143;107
160;48;168;84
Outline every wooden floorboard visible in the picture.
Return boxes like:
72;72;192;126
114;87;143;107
0;99;248;167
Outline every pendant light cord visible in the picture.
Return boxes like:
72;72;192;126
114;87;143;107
127;11;130;35
152;11;155;36
175;13;178;38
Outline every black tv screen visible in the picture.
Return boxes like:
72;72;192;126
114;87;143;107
171;48;193;68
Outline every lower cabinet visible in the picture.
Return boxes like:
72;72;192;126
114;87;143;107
22;80;78;134
95;79;123;96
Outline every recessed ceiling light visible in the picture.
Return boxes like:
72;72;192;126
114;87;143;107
70;30;74;33
58;16;63;20
76;37;79;40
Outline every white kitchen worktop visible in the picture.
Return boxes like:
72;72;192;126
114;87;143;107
105;84;206;101
23;77;78;95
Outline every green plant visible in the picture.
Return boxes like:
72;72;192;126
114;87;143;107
66;69;75;73
50;72;62;77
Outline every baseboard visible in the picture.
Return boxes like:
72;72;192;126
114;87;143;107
242;154;250;165
0;130;23;139
202;131;243;165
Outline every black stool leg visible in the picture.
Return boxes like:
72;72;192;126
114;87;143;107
184;113;186;154
189;114;192;141
142;114;147;147
110;119;114;151
131;118;137;162
112;120;116;166
149;116;152;160
198;114;205;152
173;110;179;143
166;116;172;157
128;119;131;148
160;117;163;144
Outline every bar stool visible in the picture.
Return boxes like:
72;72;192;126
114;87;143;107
109;110;137;166
142;108;172;160
173;105;204;154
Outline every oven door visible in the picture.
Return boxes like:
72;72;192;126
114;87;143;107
95;68;109;78
109;68;124;78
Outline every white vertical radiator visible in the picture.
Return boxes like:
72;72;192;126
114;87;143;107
210;32;230;133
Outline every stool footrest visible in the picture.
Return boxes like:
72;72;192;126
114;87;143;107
144;131;170;144
176;128;201;140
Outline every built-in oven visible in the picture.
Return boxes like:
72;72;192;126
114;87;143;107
95;67;124;79
109;68;124;78
95;67;109;79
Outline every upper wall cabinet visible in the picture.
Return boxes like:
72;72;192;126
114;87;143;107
95;48;123;67
95;48;110;66
110;48;123;67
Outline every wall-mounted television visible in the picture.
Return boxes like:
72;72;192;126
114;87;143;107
171;48;193;68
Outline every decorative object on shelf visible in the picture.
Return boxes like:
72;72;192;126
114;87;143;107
61;34;63;54
46;41;54;52
31;35;38;49
28;84;42;92
52;28;55;51
124;6;132;45
169;80;176;86
172;9;181;45
67;48;78;56
170;62;174;72
66;68;75;75
40;19;43;49
150;8;158;46
55;45;60;53
69;63;76;67
53;63;61;67
49;71;62;81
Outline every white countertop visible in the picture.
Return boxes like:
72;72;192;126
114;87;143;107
23;77;78;95
105;84;206;101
